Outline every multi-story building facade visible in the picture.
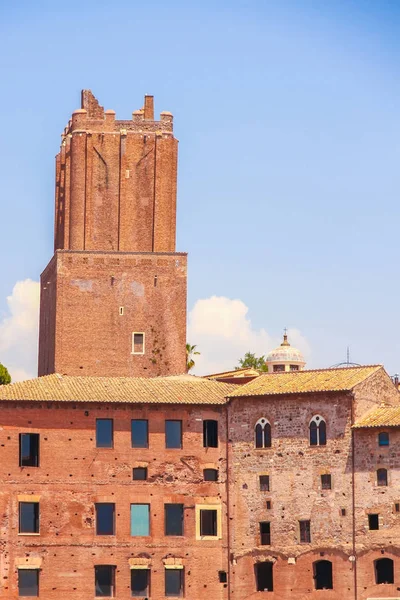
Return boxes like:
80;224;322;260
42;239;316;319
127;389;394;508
1;91;400;599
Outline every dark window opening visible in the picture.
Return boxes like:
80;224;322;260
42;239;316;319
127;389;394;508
132;332;144;354
266;500;272;510
255;424;263;448
319;420;327;445
321;474;331;490
203;420;218;448
133;467;148;481
165;569;183;597
95;503;115;536
19;434;40;467
204;468;218;481
395;503;400;513
377;468;388;487
314;560;333;590
95;565;115;597
310;421;318;446
378;432;390;447
341;508;346;516
299;520;311;543
310;416;326;446
165;504;184;536
19;502;39;534
259;475;270;492
290;364;299;371
219;571;227;583
255;561;273;592
131;569;150;596
369;514;379;530
18;569;39;597
200;509;218;537
273;364;285;372
260;521;271;545
96;419;113;448
375;558;394;584
131;420;148;448
255;420;271;449
165;420;182;449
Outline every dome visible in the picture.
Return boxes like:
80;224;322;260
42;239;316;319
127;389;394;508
266;332;306;372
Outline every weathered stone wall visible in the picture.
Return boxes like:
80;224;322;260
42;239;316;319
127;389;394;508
0;401;228;599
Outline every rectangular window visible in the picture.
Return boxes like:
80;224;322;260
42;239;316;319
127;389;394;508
165;569;183;598
165;420;182;449
203;468;218;481
131;569;150;596
19;502;39;534
95;565;115;597
260;521;271;545
368;514;379;530
273;364;285;372
133;467;148;481
203;420;218;448
200;509;218;537
321;474;331;490
18;569;39;597
130;504;150;536
132;332;145;354
95;503;115;536
131;420;148;448
19;434;40;467
341;508;346;516
255;562;273;592
96;419;113;448
219;571;227;583
299;520;311;543
259;475;270;492
266;500;272;510
395;503;400;513
165;504;184;536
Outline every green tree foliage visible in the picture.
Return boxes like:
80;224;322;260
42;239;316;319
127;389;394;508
236;352;268;372
186;343;200;372
0;363;11;385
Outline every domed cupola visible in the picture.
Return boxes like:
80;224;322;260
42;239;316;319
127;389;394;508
266;331;306;372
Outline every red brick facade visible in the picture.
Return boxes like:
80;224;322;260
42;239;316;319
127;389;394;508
38;91;186;377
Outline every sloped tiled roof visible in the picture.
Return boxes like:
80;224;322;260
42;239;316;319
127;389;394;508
228;365;383;397
0;374;236;405
353;406;400;428
206;367;261;379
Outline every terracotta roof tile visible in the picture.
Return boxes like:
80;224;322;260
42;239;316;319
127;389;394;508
353;406;400;428
0;374;235;405
206;367;261;379
228;365;383;398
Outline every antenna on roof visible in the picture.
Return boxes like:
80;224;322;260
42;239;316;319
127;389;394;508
330;346;361;369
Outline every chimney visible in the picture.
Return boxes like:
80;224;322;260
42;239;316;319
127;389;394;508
144;95;154;120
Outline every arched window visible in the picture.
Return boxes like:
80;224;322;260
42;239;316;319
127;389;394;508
313;560;333;590
375;558;394;584
309;415;326;446
377;468;388;487
378;432;390;447
255;418;271;449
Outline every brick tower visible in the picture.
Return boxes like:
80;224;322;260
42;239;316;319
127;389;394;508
38;91;187;377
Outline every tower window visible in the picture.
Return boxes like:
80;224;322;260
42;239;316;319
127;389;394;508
19;433;40;467
203;420;218;447
368;514;379;530
321;474;332;490
309;415;327;446
299;520;311;543
377;468;388;487
260;522;271;545
313;560;333;590
255;418;272;448
255;562;273;592
378;432;389;447
375;558;394;584
259;475;270;492
131;332;145;354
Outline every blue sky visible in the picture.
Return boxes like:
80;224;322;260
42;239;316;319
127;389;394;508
1;0;400;378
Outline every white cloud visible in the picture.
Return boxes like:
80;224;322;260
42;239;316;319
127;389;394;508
0;280;40;382
187;295;311;375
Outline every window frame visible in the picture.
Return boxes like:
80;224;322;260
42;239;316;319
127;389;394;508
165;503;184;536
131;332;145;355
259;475;270;492
313;560;333;590
203;420;218;448
321;474;332;490
132;467;148;481
374;557;394;584
203;468;218;481
165;568;184;598
368;513;379;530
255;561;274;592
196;504;222;540
299;519;311;543
377;468;388;487
19;502;40;535
95;503;115;536
259;521;271;546
18;568;39;597
131;568;150;597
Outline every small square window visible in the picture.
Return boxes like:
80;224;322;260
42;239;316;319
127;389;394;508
321;474;331;490
132;332;145;354
18;569;39;597
133;467;148;481
369;514;379;530
165;420;182;449
259;475;270;492
204;468;218;481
